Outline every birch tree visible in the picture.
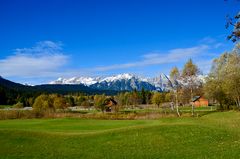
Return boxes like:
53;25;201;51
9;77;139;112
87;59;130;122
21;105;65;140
181;59;201;116
170;66;181;117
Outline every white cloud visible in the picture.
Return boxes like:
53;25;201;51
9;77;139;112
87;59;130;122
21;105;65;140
94;45;210;71
199;37;217;44
199;36;226;49
0;41;69;78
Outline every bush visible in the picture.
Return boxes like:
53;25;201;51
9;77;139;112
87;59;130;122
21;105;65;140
33;94;69;114
13;102;24;108
33;94;54;113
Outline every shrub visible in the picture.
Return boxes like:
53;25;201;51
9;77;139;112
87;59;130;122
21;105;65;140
33;94;54;113
33;94;69;114
13;102;24;108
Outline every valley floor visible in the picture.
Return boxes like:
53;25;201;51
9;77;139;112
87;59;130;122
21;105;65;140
0;111;240;159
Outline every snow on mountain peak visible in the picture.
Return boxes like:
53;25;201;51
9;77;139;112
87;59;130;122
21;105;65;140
49;73;173;91
50;76;99;86
50;73;147;85
49;73;206;91
100;73;136;82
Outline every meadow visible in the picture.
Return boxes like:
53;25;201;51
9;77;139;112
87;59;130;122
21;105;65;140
0;111;240;159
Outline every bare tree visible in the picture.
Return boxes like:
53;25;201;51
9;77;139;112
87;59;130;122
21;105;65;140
225;0;240;42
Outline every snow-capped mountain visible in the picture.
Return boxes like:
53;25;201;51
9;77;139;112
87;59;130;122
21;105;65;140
50;73;173;91
178;75;205;88
148;73;173;91
100;73;144;83
91;73;156;91
49;77;100;86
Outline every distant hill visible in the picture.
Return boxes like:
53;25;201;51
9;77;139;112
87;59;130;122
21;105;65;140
34;84;118;95
0;76;118;105
0;76;33;91
0;76;118;95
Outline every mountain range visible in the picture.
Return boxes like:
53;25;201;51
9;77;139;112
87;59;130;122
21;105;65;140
0;73;205;105
0;73;172;104
50;73;173;91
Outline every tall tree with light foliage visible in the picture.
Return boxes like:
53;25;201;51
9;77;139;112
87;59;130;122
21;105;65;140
205;43;240;109
152;92;165;109
94;94;106;112
170;66;181;117
181;59;201;116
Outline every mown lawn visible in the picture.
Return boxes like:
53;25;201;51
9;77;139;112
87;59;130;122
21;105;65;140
0;111;240;159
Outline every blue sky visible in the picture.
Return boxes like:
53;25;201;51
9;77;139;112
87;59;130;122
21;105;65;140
0;0;239;84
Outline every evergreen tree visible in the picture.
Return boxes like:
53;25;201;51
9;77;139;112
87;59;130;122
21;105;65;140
141;88;146;104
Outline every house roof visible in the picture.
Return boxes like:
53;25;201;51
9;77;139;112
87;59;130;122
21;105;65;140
104;98;117;106
109;98;117;105
191;96;201;102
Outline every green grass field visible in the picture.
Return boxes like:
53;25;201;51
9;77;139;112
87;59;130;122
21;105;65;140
0;111;240;159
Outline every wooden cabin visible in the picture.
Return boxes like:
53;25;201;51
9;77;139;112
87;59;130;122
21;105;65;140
104;98;118;112
191;96;209;107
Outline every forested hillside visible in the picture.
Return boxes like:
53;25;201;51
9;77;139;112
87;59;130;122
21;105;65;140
0;76;118;105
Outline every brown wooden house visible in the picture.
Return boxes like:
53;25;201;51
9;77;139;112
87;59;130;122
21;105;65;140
104;98;118;112
191;96;209;107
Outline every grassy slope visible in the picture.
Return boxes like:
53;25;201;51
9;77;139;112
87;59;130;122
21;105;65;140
0;112;240;159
